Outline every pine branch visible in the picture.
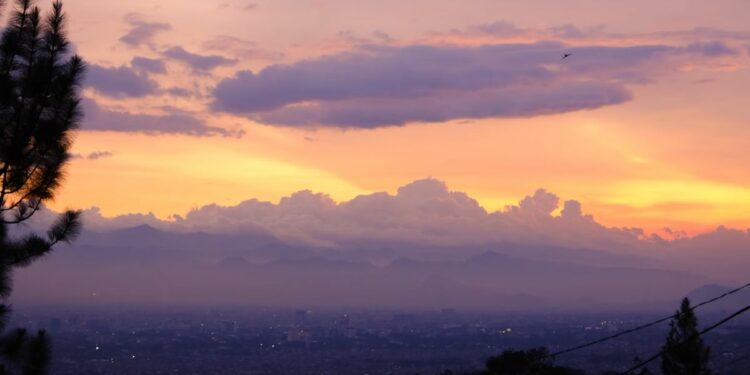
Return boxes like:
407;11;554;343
46;209;81;244
2;210;81;268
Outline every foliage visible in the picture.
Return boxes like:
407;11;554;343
481;348;586;375
0;0;84;373
661;298;712;375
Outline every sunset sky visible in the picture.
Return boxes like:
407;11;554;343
25;0;750;235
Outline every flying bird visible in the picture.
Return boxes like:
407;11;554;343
562;53;572;60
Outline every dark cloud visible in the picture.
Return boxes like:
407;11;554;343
163;46;238;71
119;13;171;47
85;64;158;98
212;43;671;128
131;56;167;74
81;99;244;137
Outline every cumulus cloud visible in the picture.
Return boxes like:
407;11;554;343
67;178;649;252
163;46;237;71
85;64;158;98
80;99;244;137
212;41;721;128
119;13;171;47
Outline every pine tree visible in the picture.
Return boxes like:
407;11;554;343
0;0;84;373
483;348;586;375
661;298;712;375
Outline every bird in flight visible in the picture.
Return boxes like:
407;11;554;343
562;53;572;60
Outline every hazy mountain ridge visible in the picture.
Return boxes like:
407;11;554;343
11;225;717;312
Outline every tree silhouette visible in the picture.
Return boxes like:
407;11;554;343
661;298;712;375
482;348;585;375
0;0;84;373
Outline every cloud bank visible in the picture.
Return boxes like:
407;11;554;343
80;99;243;137
212;39;735;128
60;178;653;251
25;178;750;283
131;56;168;75
85;64;158;98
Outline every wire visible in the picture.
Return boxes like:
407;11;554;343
620;303;750;374
548;282;750;358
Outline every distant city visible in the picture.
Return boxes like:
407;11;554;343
9;308;750;374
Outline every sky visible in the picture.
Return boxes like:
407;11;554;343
12;0;750;236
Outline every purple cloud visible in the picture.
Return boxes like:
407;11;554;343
163;46;238;71
88;151;114;160
119;14;171;47
684;41;738;56
85;64;158;98
81;99;243;137
131;56;167;74
212;42;688;128
256;81;630;128
71;151;114;160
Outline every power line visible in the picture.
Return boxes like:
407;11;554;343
548;282;750;358
620;303;750;374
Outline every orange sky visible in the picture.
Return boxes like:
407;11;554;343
30;0;750;235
